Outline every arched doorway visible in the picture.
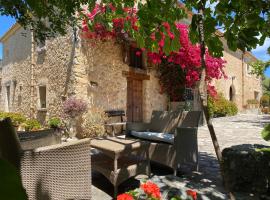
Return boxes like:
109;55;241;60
229;85;235;102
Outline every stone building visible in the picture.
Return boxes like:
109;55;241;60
213;43;262;110
0;23;262;124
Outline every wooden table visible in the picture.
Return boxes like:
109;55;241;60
91;136;150;198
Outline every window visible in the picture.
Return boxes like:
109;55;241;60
18;85;22;106
129;46;143;69
39;86;47;108
254;91;259;101
12;80;17;105
6;85;10;111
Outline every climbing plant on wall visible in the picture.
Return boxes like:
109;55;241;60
158;60;186;102
79;3;226;92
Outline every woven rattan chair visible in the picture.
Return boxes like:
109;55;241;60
126;110;202;174
0;118;92;200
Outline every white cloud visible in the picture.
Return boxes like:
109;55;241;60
251;37;270;61
252;37;270;53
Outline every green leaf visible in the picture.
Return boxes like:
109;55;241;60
135;34;145;49
207;36;224;57
163;36;171;56
171;31;181;52
261;124;270;141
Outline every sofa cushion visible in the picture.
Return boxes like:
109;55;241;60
131;131;174;144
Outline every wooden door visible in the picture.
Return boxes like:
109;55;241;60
127;78;143;122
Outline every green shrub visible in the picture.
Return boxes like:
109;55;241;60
0;112;26;127
48;117;61;128
23;119;42;131
261;124;270;141
208;93;238;118
260;95;270;107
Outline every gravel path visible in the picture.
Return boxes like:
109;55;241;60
92;114;270;200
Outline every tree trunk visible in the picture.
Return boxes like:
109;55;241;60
197;5;235;200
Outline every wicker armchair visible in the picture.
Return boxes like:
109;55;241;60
126;110;202;174
0;118;92;200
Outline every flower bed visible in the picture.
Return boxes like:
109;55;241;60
117;181;197;200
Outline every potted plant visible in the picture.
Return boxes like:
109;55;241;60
63;97;87;139
48;117;62;129
18;118;61;150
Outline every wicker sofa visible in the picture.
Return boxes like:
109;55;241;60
126;110;202;174
0;118;92;200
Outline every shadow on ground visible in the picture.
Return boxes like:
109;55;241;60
92;152;229;199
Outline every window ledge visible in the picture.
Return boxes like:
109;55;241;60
37;108;47;112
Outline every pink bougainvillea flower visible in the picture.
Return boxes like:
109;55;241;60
136;51;142;56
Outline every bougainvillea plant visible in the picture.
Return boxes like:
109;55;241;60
158;61;186;101
117;181;197;200
79;3;226;96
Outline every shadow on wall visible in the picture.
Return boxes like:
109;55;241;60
36;111;47;126
62;31;77;98
36;51;46;65
35;180;51;200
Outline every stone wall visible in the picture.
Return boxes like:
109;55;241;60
73;39;168;122
2;27;31;66
0;27;75;124
212;44;262;111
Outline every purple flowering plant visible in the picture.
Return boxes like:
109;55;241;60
63;97;88;118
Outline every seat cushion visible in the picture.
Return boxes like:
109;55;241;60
131;131;174;144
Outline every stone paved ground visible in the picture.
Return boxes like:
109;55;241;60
92;114;270;200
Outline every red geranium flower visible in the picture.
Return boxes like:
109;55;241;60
117;193;134;200
140;181;161;199
186;189;197;200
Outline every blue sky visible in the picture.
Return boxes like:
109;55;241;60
0;16;16;59
0;15;270;76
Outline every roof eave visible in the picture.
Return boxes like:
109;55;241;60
0;23;21;43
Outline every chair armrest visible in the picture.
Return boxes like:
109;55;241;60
174;127;198;165
23;138;90;153
126;122;150;137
